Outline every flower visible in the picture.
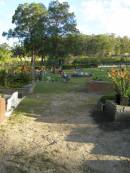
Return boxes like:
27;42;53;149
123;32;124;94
108;67;130;97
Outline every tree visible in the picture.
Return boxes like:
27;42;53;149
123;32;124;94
0;43;12;61
47;0;78;36
46;0;78;68
12;44;26;58
120;36;130;54
3;3;47;81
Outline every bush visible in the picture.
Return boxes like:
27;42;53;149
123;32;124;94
7;73;31;88
73;57;99;68
99;95;115;104
0;70;31;88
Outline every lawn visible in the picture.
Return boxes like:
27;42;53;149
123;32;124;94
65;67;109;81
34;77;87;94
34;67;111;95
35;68;108;94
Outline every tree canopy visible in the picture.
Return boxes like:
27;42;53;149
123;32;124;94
47;0;78;36
0;43;12;61
3;0;130;69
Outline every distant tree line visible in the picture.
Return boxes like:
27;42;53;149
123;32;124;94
2;0;130;71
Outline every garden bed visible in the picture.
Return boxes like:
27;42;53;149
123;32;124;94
87;80;114;93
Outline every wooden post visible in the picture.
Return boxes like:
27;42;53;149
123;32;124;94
0;98;6;122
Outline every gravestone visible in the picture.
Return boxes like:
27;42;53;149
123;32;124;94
6;92;18;111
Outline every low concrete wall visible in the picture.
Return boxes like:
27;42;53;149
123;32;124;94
0;83;35;97
103;100;130;121
115;105;130;120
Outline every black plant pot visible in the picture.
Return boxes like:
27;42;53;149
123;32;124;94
115;94;121;104
120;96;129;106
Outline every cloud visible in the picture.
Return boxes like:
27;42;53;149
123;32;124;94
58;0;66;2
79;0;130;36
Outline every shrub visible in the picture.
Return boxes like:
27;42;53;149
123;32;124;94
99;95;115;103
0;70;31;88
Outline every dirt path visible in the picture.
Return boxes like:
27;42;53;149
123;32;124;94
0;91;130;173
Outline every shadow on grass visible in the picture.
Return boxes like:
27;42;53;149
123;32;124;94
81;160;130;173
1;151;69;173
12;89;130;172
64;115;130;173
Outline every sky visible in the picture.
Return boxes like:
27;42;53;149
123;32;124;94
1;0;130;45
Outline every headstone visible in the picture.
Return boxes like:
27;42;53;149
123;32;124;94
6;97;13;111
12;92;18;108
6;92;18;111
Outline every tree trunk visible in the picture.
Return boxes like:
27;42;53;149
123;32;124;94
32;49;35;83
41;56;45;66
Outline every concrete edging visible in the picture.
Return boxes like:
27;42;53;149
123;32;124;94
99;100;130;121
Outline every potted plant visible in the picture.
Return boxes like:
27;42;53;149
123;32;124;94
108;67;130;106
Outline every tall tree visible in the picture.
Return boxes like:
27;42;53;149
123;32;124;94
47;0;78;68
3;3;47;81
0;43;12;61
120;36;130;54
12;44;26;58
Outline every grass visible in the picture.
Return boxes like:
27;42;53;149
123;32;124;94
35;67;109;94
65;67;109;81
34;77;87;94
14;94;51;117
12;67;114;120
84;68;109;81
11;67;113;119
14;77;87;118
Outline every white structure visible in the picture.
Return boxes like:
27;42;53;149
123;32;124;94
5;92;24;117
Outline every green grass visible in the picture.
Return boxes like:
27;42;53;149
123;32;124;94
34;77;87;94
35;67;111;94
84;68;109;81
14;95;49;116
64;68;109;81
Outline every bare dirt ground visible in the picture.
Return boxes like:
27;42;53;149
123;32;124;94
0;91;130;173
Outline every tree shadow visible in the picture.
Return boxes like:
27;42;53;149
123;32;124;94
81;160;130;173
13;94;130;172
65;122;130;172
1;150;69;173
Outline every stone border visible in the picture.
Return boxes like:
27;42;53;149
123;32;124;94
99;100;130;121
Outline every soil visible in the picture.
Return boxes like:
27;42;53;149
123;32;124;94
0;91;130;173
